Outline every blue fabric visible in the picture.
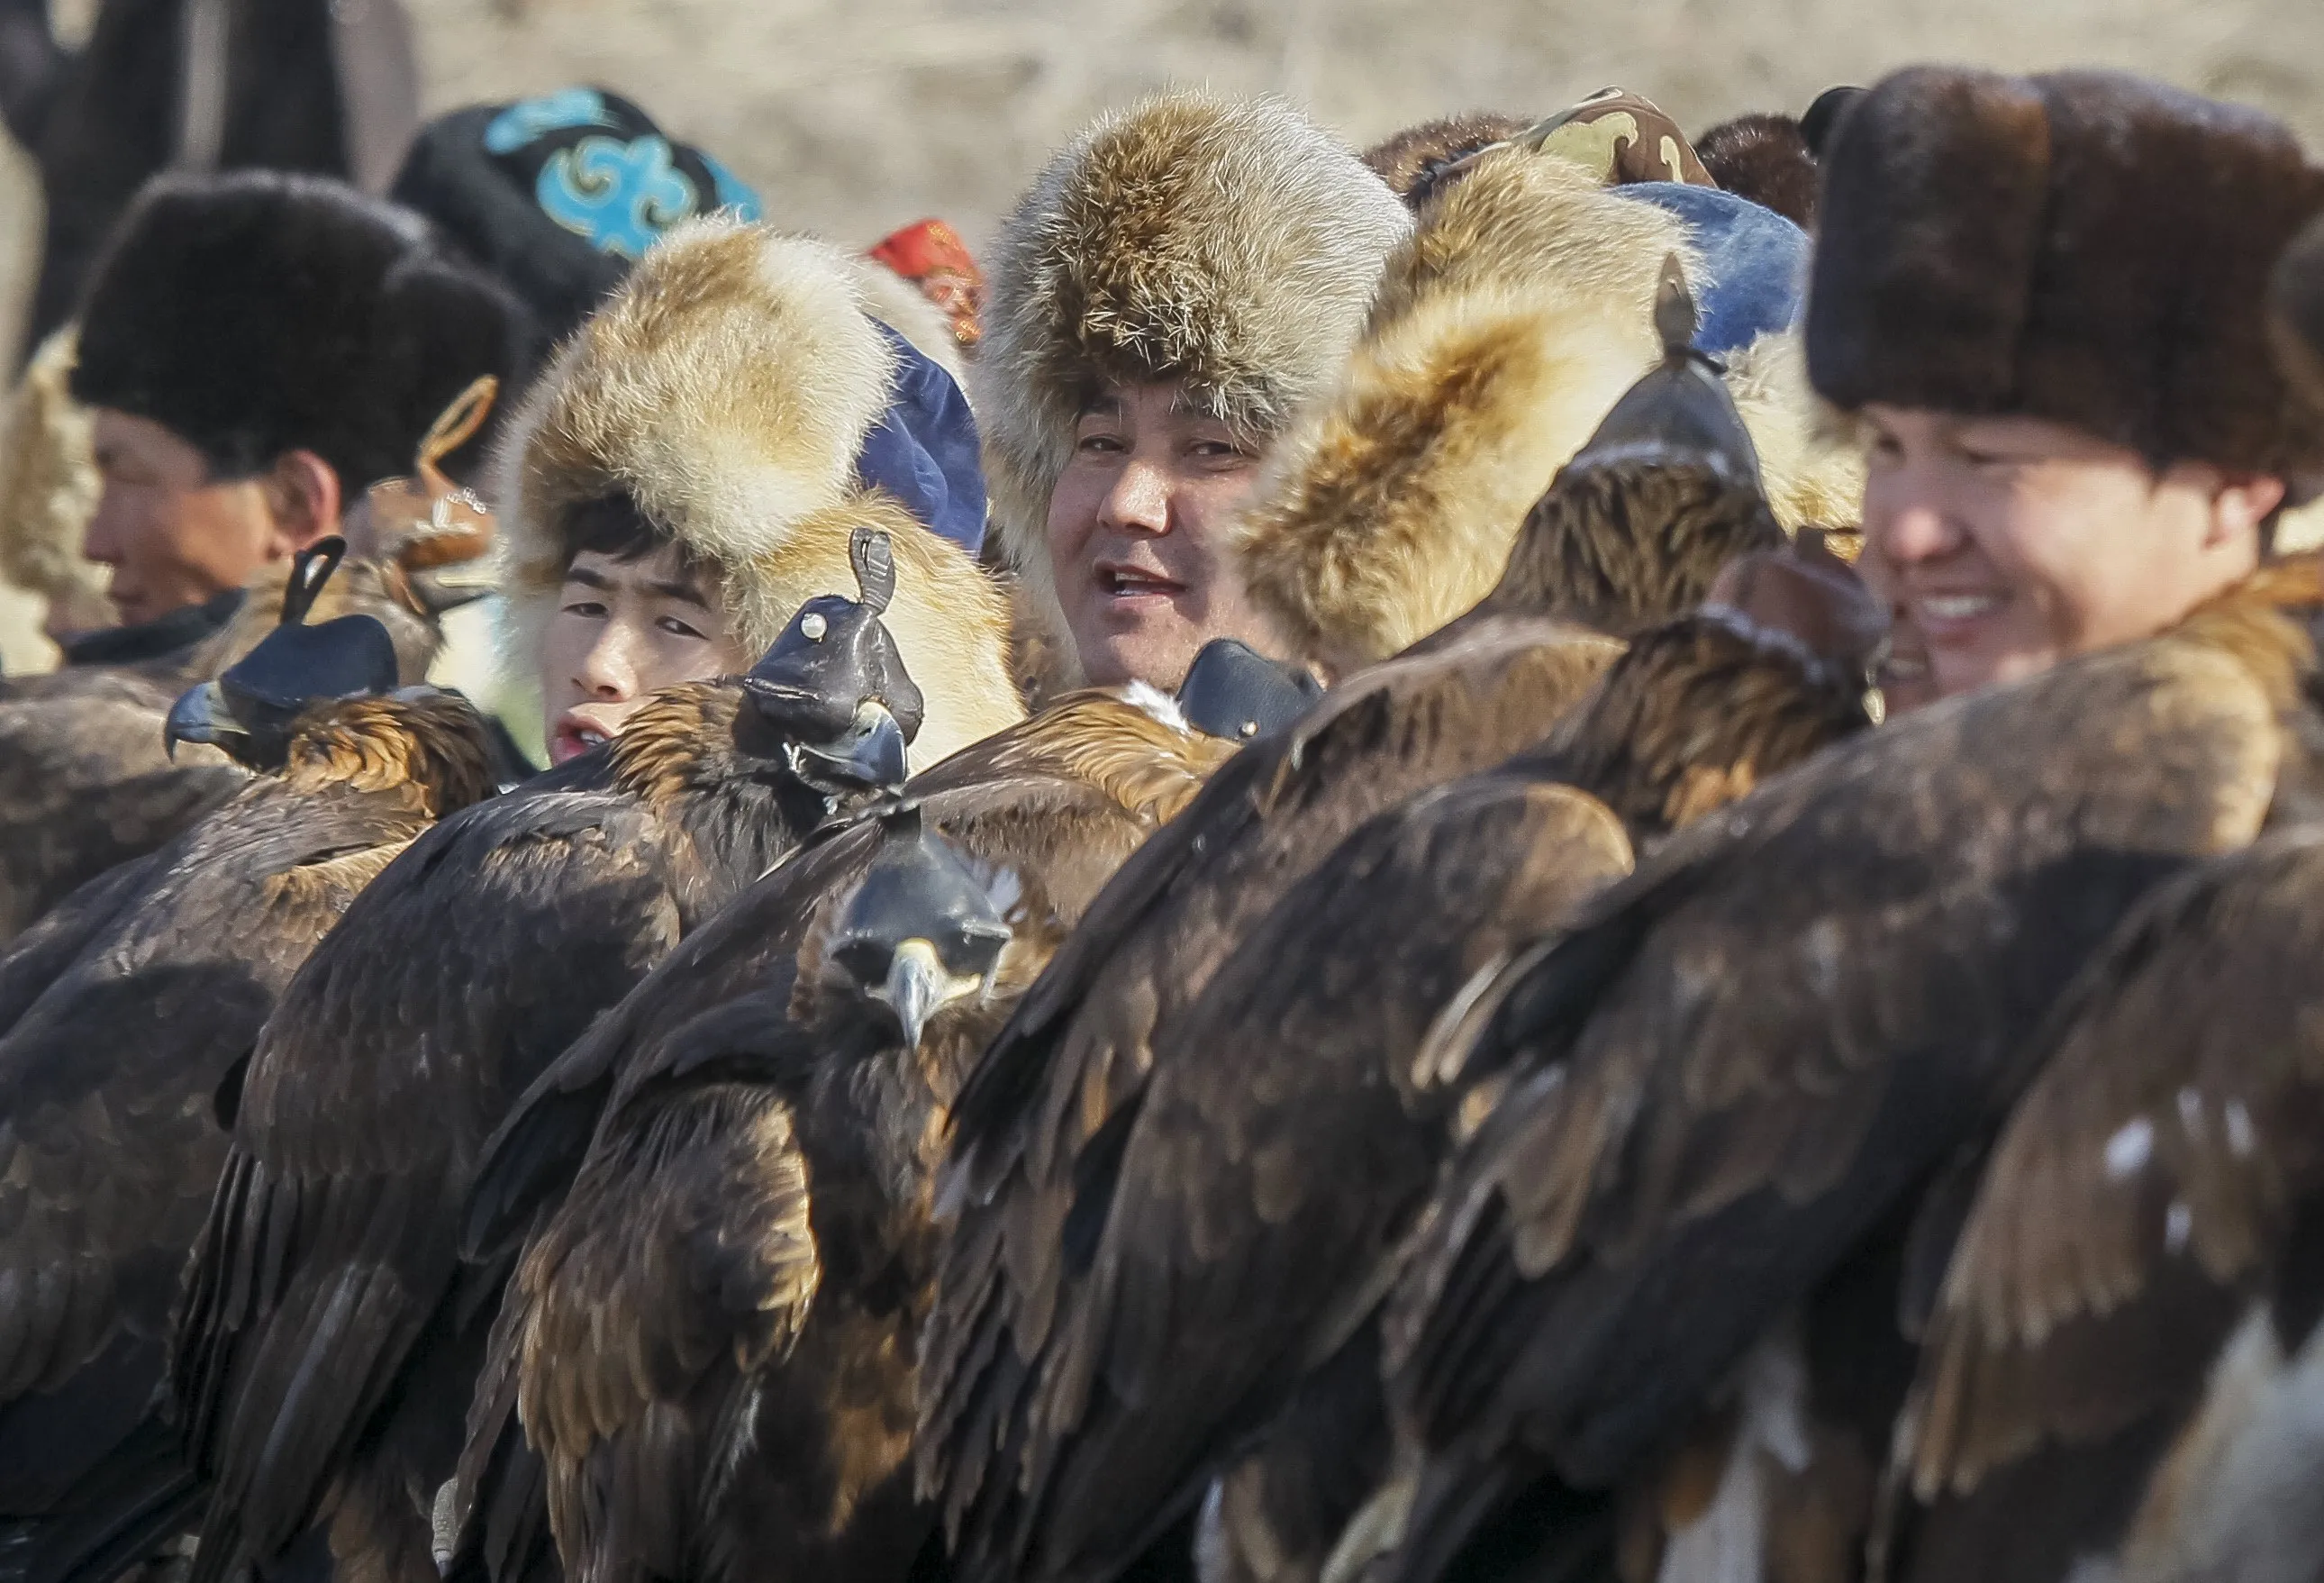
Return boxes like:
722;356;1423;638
857;324;987;556
1614;183;1810;357
696;150;766;221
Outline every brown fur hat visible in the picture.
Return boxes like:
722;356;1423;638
1811;67;2324;491
1228;146;1864;676
495;217;1021;768
1693;114;1820;229
1362;112;1532;205
975;91;1412;686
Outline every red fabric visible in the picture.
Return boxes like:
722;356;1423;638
869;218;985;348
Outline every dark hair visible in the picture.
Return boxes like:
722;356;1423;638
564;490;717;584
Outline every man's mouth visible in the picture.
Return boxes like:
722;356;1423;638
549;713;615;765
1096;564;1185;601
1911;591;2005;638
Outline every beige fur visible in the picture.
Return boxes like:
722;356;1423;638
0;327;108;630
975;90;1412;686
1229;148;1865;674
493;217;1021;766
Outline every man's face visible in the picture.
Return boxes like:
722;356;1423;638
1043;380;1286;688
539;544;754;765
82;409;282;628
1858;405;2280;701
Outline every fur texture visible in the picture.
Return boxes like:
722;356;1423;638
0;325;106;631
975;91;1412;684
69;169;530;490
1811;68;2324;486
1230;147;1864;674
1362;112;1532;205
495;218;1019;768
1693;114;1820;229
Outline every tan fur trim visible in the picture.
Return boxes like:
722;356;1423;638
1229;150;1692;674
852;260;970;391
0;327;108;628
721;492;1023;769
976;91;1411;685
1724;331;1867;533
493;217;985;692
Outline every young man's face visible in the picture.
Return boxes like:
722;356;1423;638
1043;380;1286;689
539;543;754;765
81;409;295;628
1858;405;2283;701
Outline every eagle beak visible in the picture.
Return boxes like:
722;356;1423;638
163;680;234;760
795;701;910;792
879;937;951;1051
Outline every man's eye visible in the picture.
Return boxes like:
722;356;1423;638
1190;439;1246;460
560;598;607;618
1076;432;1125;455
658;614;707;640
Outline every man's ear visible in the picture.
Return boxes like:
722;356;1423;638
259;450;344;556
2203;471;2285;548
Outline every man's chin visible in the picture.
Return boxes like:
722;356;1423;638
1079;629;1204;693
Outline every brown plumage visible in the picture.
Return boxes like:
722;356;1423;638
0;553;444;943
921;544;1881;1583
1693;114;1820;229
918;289;1810;1583
442;685;1247;1583
1376;555;2324;1583
0;687;494;1583
1878;826;2324;1583
168;554;951;1583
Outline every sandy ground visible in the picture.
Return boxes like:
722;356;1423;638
1;0;2321;668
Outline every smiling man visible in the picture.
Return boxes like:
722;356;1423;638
1809;68;2324;702
976;91;1412;697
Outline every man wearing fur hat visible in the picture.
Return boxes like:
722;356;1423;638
976;91;1412;695
65;169;530;664
1810;68;2324;703
500;214;1018;769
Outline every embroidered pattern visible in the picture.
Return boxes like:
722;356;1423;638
536;136;701;259
484;87;616;154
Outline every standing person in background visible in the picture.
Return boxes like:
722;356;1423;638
1809;67;2324;704
0;0;419;363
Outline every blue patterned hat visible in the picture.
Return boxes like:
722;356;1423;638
392;86;765;341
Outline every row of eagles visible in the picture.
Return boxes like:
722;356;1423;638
4;79;2324;1583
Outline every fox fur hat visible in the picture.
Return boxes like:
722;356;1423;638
1230;144;1864;674
496;216;1021;768
1811;68;2324;494
975;91;1413;686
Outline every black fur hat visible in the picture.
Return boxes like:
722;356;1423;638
1810;67;2324;488
70;169;533;488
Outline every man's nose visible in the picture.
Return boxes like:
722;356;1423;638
576;624;642;698
1868;491;1964;566
80;483;131;566
1098;456;1172;536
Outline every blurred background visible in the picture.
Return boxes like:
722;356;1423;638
1;0;2320;668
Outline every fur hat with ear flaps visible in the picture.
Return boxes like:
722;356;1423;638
495;217;1021;769
1811;67;2324;494
974;91;1414;687
1229;144;1864;676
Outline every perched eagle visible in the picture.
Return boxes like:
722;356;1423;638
0;549;449;944
168;532;958;1583
0;541;495;1583
445;640;1321;1583
1376;555;2324;1583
